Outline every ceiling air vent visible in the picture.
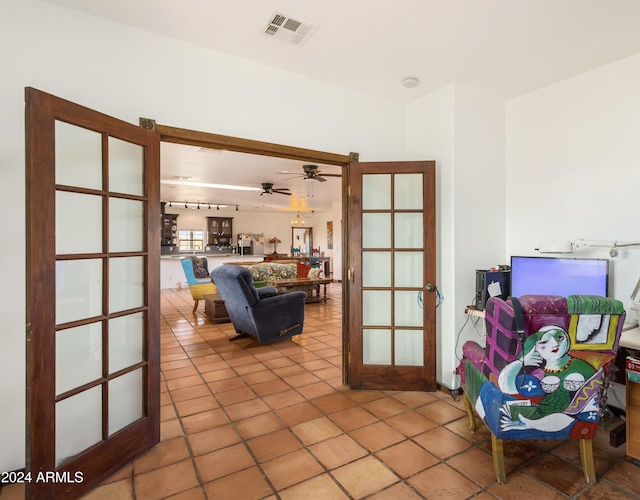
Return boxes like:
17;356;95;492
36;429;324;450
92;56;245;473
261;11;317;47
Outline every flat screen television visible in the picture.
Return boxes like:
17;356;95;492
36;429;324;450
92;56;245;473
510;256;609;297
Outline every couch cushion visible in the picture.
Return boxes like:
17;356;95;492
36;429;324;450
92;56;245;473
250;263;297;282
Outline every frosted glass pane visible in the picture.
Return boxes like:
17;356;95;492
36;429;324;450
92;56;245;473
109;137;144;196
362;174;391;210
363;213;391;248
109;313;144;374
55;121;102;190
395;290;424;327
394;174;423;209
56;386;102;465
362;252;391;287
109;369;143;435
109;198;144;252
363;329;391;365
56;259;103;325
56;323;102;395
363;290;391;326
395;330;423;366
109;256;144;313
395;252;423;287
394;213;423;248
56;191;102;255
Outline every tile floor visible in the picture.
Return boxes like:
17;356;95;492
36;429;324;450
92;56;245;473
2;283;639;499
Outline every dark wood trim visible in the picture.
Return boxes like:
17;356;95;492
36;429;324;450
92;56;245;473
154;124;350;166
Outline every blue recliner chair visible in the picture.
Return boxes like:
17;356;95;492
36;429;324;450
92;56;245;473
211;264;307;345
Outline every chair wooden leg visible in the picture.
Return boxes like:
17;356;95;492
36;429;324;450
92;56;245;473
463;392;476;433
192;299;199;313
491;435;507;484
580;439;596;484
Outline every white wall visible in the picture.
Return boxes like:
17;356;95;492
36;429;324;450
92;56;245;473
405;84;506;390
506;53;640;310
0;0;404;471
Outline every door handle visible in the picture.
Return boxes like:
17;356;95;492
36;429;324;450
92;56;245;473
425;284;436;292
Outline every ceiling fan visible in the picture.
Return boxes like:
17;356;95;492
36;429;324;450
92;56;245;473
283;164;341;183
260;182;291;196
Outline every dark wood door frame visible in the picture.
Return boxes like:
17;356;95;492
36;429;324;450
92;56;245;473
140;119;357;385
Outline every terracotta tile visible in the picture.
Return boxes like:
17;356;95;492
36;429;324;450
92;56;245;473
446;447;508;487
578;478;640;500
478;439;542;468
291;416;344;446
251;379;291;397
311;392;357;414
367;482;425;499
279;473;349;500
169;385;212;403
487;470;565;499
350;421;405;452
134;459;199;499
284;372;321;388
247;429;304;462
331;456;400;498
408;463;480;499
413;427;472;459
444;415;492;443
295;381;336;400
262;389;306;410
551;439;620;476
81;478;133;499
215;386;257;406
234;412;284;439
206;377;247;394
201;368;237;383
163;366;199;380
162;359;195;371
384;410;438;437
174;395;218;417
603;459;640;497
261;449;324;491
309;434;368;469
165;487;206;499
161;404;178;422
224;398;271;421
133;436;191;474
203;467;273;500
344;390;386;404
390;391;439;408
329;406;378;432
376;440;439;478
188;423;242;456
181;408;229;434
522;453;586;496
415;399;467;424
194;443;255;483
166;375;205;391
243;370;281;386
273;364;308;378
363;397;408;419
276;401;323;426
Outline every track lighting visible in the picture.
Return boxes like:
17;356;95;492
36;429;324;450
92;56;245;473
217;205;220;210
236;205;239;211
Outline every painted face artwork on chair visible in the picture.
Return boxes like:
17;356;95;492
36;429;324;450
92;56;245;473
458;295;625;484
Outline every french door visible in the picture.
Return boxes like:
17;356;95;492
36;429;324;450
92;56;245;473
25;88;161;499
347;161;436;391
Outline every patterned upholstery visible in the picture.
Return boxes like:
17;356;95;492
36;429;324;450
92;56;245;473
458;294;625;484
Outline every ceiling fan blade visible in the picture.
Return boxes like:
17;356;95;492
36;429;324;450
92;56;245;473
273;188;292;195
313;175;327;182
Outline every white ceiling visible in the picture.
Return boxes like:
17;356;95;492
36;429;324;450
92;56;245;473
43;0;640;212
160;143;341;213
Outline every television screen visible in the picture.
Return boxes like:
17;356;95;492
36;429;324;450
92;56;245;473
510;256;608;297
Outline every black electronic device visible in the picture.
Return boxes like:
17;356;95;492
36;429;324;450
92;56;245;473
475;269;511;311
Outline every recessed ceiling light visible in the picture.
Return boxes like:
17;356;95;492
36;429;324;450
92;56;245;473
402;77;420;89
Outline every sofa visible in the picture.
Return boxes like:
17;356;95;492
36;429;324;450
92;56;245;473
246;261;314;287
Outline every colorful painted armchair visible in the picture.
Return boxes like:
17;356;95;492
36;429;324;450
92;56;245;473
181;256;217;312
458;295;625;484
